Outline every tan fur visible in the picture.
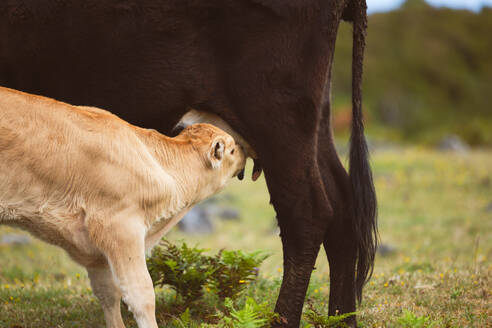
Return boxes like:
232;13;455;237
0;86;246;328
178;109;257;159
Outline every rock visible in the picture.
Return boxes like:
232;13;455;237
0;234;31;245
267;220;280;236
219;193;235;202
414;283;436;290
377;243;396;257
334;141;348;156
178;205;214;234
218;207;240;220
437;135;470;153
53;273;66;281
485;201;492;212
388;274;401;285
202;197;219;205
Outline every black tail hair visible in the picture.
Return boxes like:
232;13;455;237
348;0;378;303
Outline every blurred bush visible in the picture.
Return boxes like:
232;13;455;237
331;0;492;146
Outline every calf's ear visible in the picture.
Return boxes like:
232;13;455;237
208;137;225;169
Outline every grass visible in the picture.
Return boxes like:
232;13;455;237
1;147;491;327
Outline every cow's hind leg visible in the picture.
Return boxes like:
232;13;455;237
313;133;358;325
322;170;358;326
324;220;357;325
320;157;358;323
317;130;371;326
322;0;377;324
87;263;125;328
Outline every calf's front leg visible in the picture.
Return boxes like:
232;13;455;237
87;263;125;328
89;217;158;328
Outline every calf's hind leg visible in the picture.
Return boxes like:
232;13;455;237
87;263;125;328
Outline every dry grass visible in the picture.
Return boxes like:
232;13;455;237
1;148;490;327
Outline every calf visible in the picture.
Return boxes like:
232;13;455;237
0;86;246;328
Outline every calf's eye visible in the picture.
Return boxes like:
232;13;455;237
230;148;235;155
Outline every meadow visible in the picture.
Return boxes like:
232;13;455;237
0;147;490;327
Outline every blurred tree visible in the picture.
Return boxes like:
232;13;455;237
401;0;430;10
331;2;492;145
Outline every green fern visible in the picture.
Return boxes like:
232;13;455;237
204;297;277;328
303;301;355;328
146;240;215;305
208;250;269;300
397;310;440;328
147;240;268;305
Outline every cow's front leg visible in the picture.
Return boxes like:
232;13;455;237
89;217;157;328
262;151;333;327
87;263;125;328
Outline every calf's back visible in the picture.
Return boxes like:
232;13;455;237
0;87;170;261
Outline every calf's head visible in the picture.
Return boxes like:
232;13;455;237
178;123;246;194
175;109;262;181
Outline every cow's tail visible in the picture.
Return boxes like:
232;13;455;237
347;0;378;303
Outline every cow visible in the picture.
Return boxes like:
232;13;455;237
0;0;377;326
0;86;247;328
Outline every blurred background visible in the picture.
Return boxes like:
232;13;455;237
331;0;492;147
1;0;491;326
